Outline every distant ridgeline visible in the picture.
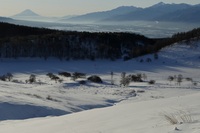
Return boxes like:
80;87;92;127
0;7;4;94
0;22;199;60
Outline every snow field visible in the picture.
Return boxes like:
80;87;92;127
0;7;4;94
0;40;199;132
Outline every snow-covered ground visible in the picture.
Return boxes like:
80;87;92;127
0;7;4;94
0;40;199;133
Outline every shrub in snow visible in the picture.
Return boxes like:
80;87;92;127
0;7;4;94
12;79;21;83
46;95;53;101
0;73;13;81
177;74;183;86
58;72;71;77
6;73;13;81
46;73;54;78
185;77;193;82
168;76;174;84
87;75;103;83
29;74;36;83
0;75;7;81
47;73;60;82
46;95;60;102
127;74;143;82
120;77;130;87
73;72;86;78
72;72;86;81
193;82;198;86
137;90;145;93
51;75;60;83
148;80;155;85
58;79;63;83
120;72;130;87
12;79;18;83
161;110;193;125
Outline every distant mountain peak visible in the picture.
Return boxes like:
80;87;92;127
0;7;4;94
152;2;166;7
13;9;40;17
114;6;138;9
157;2;165;5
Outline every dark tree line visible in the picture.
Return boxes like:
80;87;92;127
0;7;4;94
0;22;199;60
0;22;156;60
0;22;57;38
154;27;200;52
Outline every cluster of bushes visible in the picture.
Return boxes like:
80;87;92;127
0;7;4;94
26;74;36;83
0;73;13;81
71;72;86;81
0;71;198;88
0;73;38;84
120;72;149;87
58;72;71;77
168;74;198;86
48;71;102;84
46;73;61;83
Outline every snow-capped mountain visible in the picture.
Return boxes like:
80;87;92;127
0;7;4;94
11;9;59;22
13;9;41;17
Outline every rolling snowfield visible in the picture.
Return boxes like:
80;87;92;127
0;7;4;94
0;40;200;133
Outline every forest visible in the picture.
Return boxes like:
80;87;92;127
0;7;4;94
0;22;199;60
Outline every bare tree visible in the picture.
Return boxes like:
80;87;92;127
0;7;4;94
177;74;183;86
168;76;174;84
142;73;147;81
120;72;130;87
29;74;36;83
6;73;13;81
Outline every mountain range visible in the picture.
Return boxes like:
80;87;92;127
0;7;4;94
6;2;200;23
65;2;200;23
61;6;141;23
104;2;192;21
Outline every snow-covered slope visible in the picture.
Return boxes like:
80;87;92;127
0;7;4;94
1;90;200;133
0;40;199;132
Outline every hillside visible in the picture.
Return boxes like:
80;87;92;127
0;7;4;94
1;22;200;61
0;38;199;132
0;22;57;38
0;22;156;60
0;17;14;22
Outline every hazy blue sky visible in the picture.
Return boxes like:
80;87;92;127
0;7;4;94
0;0;199;17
